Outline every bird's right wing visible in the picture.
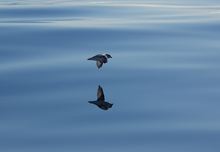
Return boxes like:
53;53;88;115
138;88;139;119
97;85;105;101
96;61;103;69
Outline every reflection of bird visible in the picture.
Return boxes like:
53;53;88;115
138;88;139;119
88;85;113;110
88;54;112;69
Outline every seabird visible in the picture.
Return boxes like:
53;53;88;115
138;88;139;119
87;54;112;69
88;85;113;110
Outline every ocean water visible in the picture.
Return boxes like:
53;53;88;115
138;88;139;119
1;0;220;152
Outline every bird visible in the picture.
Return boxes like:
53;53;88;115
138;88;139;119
87;53;112;69
88;85;113;110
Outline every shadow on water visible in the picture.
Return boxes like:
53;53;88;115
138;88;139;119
88;85;113;111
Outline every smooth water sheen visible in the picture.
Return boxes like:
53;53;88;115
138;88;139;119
1;1;220;152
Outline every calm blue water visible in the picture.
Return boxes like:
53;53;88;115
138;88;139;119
1;1;220;152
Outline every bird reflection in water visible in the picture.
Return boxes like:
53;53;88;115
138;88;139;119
88;85;113;110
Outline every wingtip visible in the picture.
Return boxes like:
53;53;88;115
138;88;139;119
97;66;102;69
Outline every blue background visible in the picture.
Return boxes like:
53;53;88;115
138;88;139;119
0;1;220;152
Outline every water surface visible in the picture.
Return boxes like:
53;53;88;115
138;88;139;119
1;0;220;152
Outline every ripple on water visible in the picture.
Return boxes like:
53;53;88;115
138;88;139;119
1;1;220;152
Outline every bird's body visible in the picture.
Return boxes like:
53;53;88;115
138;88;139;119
88;85;113;110
88;54;112;69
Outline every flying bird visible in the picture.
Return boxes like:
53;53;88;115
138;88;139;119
88;85;113;110
87;54;112;69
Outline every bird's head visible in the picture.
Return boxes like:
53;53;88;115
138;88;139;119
105;54;112;58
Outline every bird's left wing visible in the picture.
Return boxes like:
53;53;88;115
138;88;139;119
97;85;105;101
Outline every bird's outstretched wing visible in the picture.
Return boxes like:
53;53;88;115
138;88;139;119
96;61;103;69
97;85;105;101
87;55;101;61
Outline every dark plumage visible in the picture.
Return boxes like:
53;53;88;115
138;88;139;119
88;54;112;69
88;85;113;110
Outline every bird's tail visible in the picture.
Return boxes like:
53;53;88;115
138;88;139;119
87;57;95;60
88;101;96;104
